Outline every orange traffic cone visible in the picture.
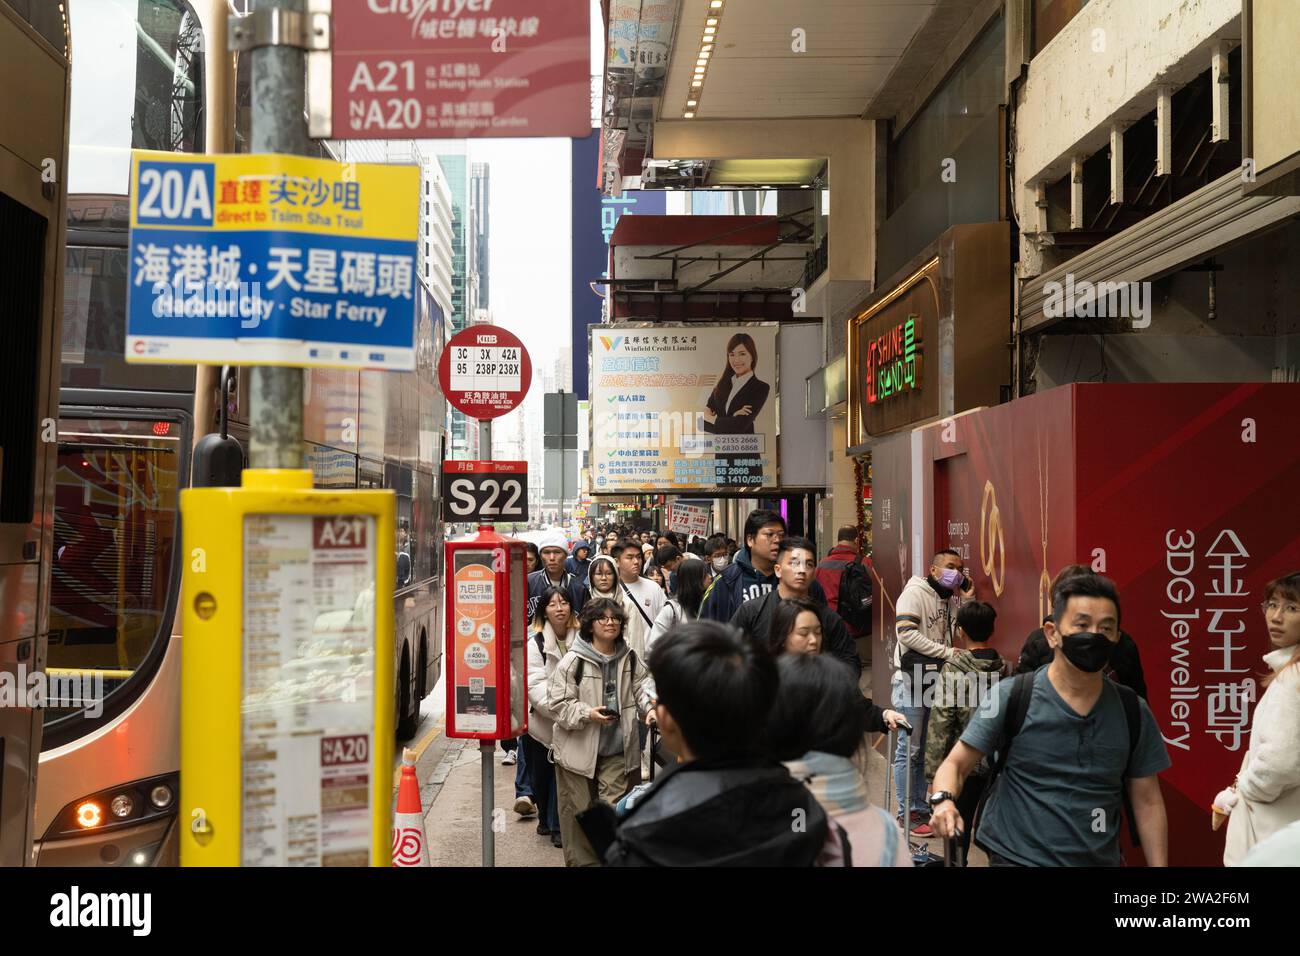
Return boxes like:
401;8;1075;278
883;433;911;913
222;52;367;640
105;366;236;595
392;747;430;867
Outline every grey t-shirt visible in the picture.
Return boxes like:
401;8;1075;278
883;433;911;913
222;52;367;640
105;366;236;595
960;667;1171;866
596;650;622;757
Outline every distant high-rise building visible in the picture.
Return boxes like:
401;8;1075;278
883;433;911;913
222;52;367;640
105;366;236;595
435;146;493;459
553;347;572;393
471;162;490;311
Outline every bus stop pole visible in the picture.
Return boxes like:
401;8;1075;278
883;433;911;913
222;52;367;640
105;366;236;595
248;0;308;469
479;416;494;867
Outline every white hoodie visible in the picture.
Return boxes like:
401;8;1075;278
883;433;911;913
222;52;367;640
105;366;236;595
891;574;964;672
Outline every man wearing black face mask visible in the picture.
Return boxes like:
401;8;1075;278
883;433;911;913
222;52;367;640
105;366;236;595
930;573;1171;866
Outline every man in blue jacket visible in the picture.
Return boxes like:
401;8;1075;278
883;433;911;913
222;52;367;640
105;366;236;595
527;531;586;624
700;510;786;622
700;510;829;622
565;541;592;581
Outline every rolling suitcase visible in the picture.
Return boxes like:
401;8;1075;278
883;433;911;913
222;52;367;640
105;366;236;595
885;725;944;867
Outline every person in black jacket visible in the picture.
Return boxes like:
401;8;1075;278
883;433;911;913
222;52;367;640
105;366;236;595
701;332;770;434
1016;564;1148;699
583;621;829;866
731;537;861;676
702;332;771;487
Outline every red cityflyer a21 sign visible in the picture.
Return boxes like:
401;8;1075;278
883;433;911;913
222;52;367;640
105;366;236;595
331;0;590;139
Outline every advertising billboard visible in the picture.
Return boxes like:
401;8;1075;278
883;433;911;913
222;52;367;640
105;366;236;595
590;324;778;492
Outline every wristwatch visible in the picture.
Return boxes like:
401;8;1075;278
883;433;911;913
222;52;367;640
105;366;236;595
928;791;955;808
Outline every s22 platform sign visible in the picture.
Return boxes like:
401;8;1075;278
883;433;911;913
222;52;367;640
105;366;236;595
327;0;590;139
125;150;419;370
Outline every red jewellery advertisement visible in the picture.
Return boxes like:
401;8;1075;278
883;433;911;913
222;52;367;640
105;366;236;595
870;382;1300;865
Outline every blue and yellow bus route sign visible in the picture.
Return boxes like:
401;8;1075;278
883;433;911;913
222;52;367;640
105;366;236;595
125;150;419;371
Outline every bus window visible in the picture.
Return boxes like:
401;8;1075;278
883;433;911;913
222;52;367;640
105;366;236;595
46;416;183;729
61;245;195;392
68;0;204;199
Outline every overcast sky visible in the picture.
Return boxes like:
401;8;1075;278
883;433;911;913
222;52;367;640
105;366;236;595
465;1;604;375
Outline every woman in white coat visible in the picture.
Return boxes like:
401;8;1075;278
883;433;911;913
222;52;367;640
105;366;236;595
527;586;579;849
647;556;708;657
1214;572;1300;864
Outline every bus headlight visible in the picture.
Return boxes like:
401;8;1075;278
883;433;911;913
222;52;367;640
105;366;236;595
47;772;179;840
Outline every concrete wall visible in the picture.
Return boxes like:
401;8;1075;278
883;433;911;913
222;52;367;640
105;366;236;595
1013;0;1242;273
1032;219;1300;385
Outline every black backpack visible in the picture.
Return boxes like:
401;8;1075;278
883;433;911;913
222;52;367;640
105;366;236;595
836;558;873;635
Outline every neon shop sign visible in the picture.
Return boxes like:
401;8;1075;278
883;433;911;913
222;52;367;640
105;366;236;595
865;313;922;404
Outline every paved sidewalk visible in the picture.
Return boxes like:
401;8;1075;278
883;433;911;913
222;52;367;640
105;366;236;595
423;739;563;868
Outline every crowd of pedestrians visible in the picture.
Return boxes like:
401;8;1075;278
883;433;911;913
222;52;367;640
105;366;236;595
502;512;1300;868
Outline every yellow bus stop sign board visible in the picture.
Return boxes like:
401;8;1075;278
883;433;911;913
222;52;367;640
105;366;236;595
180;469;395;866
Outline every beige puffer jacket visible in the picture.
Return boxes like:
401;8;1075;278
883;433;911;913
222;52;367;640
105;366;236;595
548;636;653;779
526;621;576;747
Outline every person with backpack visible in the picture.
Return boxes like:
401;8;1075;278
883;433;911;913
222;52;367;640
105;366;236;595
1016;564;1148;698
816;526;873;638
922;600;1008;861
731;537;862;676
930;573;1172;866
526;586;580;849
765;653;913;867
527;531;585;625
648;556;707;656
549;598;655;866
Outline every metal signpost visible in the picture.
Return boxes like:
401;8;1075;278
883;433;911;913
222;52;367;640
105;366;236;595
544;390;578;529
169;0;416;867
439;326;533;866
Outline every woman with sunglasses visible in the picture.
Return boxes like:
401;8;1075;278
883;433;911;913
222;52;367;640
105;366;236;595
548;598;655;866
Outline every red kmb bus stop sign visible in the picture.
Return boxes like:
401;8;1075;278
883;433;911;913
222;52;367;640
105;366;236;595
438;324;533;419
331;0;590;139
